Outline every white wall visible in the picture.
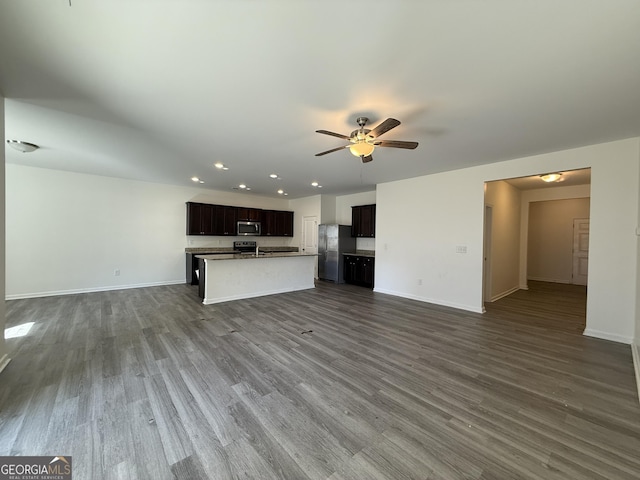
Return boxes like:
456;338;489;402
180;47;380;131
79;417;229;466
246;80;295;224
527;198;590;283
519;184;591;288
634;146;640;400
0;93;8;372
320;194;336;225
289;194;321;249
335;190;376;251
5;165;290;299
377;138;640;343
335;191;376;224
377;168;484;312
484;181;521;300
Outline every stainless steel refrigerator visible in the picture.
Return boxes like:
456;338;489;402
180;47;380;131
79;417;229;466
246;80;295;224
318;224;356;283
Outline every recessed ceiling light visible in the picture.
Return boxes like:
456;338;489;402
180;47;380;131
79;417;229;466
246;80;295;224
222;166;229;171
246;187;251;191
214;162;224;169
191;176;200;182
277;189;284;194
311;181;318;187
239;184;247;189
270;174;279;179
199;180;204;184
284;193;288;196
317;185;323;188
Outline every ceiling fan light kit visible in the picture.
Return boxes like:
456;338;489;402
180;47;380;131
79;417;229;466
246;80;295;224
315;116;418;163
349;142;375;158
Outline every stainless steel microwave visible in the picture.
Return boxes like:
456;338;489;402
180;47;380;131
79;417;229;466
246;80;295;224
237;221;261;236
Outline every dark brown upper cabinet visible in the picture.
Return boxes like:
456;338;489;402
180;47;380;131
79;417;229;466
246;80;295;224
236;207;261;222
261;210;294;236
187;202;292;236
187;202;215;235
212;205;237;236
351;204;376;237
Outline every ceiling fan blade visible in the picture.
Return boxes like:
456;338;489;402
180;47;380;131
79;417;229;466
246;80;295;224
316;130;351;140
361;155;373;163
367;118;401;138
374;140;419;149
315;145;349;156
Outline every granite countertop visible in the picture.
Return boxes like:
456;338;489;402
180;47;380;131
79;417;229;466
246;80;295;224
342;250;375;258
185;247;237;254
257;247;299;253
196;252;316;261
186;246;298;254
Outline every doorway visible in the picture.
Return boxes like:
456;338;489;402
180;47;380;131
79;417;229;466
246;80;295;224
483;204;493;305
483;168;590;334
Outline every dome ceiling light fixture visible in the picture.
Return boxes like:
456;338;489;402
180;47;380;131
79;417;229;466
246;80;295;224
540;172;563;183
7;140;39;153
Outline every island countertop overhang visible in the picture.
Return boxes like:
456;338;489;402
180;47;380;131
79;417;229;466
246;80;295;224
196;252;317;261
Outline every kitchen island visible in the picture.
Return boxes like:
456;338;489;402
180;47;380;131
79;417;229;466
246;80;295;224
196;252;316;304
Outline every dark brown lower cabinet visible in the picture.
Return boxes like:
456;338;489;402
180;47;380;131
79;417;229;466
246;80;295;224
344;255;375;289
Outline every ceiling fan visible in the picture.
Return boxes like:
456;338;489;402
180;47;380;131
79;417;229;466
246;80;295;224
315;116;418;163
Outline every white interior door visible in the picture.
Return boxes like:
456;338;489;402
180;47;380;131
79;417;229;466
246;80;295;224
572;218;589;286
302;216;318;277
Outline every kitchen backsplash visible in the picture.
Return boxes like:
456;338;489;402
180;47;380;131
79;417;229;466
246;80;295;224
187;233;373;252
186;236;295;249
356;237;375;251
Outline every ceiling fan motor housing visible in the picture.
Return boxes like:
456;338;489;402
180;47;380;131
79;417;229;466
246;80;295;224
350;128;372;143
356;116;369;128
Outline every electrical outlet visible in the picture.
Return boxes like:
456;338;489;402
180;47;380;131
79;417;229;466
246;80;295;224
456;245;467;254
114;269;120;276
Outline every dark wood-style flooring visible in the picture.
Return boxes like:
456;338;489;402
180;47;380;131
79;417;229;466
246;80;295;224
485;280;587;335
1;281;638;479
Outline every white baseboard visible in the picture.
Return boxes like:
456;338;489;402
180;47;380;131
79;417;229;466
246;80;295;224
527;276;572;284
5;279;185;300
632;342;640;404
583;328;633;345
490;285;520;302
373;288;484;313
0;354;11;375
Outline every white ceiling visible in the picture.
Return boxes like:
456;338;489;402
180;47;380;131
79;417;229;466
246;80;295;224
503;168;590;190
1;1;639;199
